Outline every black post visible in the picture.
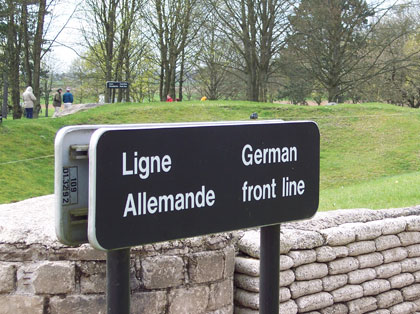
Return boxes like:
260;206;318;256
259;224;280;314
107;248;131;314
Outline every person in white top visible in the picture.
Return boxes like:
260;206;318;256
22;86;36;119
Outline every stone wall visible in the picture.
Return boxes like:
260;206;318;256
0;195;238;314
234;206;420;313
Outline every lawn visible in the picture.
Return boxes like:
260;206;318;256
1;100;419;211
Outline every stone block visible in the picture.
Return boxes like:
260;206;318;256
290;279;323;299
287;250;316;267
65;245;107;261
401;284;420;301
328;257;359;275
79;261;106;294
142;255;184;289
295;292;334;312
279;300;298;314
406;244;420;257
381;247;408;264
234;274;259;292
389;273;415;289
376;290;403;308
401;257;420;272
189;251;224;284
235;257;259;277
348;268;376;284
223;246;236;278
50;295;106;314
17;261;75;295
381;218;406;235
0;263;16;293
295;263;328;281
280;269;295;287
388;302;416;314
280;287;291;302
375;235;401;251
362;279;391;296
398;232;420;246
315;246;337;262
130;291;167;314
319;227;356;246
375;262;401;279
357;252;384;269
322;274;348;292
320;303;349;314
331;284;364;302
0;295;44;314
234;306;258;314
347;297;377;314
347;241;376;256
280;254;294;270
234;288;258;310
168;286;209;314
206;305;233;314
208;279;233;311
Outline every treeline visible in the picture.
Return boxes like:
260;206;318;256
2;0;420;120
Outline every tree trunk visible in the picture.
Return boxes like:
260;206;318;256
6;0;22;119
32;0;47;118
2;72;8;119
178;48;185;101
327;85;339;102
21;3;32;87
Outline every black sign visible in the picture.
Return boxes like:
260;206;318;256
88;121;320;250
106;81;129;89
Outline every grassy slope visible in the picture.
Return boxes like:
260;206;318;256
0;101;419;210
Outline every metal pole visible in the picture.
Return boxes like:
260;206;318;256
259;224;280;314
107;248;131;314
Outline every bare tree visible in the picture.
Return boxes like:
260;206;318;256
144;0;202;101
210;0;288;102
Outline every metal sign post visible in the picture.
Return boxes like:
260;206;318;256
260;224;280;313
107;248;130;314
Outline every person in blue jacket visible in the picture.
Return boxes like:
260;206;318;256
63;87;74;109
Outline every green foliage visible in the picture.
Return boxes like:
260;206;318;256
1;101;420;212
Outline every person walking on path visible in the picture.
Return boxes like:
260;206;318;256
63;87;73;109
53;88;62;117
22;86;36;119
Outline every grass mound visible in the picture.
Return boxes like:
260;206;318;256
1;100;419;210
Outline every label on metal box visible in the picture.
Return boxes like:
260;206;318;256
62;166;78;205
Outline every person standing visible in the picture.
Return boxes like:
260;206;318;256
53;88;62;117
22;86;36;119
63;87;73;109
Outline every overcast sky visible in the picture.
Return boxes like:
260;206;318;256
46;0;83;72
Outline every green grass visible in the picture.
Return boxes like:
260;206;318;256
1;100;420;211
